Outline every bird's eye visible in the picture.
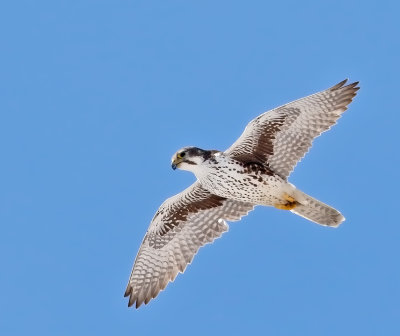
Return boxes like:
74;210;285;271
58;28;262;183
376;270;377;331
178;152;186;158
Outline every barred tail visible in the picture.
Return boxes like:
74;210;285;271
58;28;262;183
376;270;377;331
291;191;345;227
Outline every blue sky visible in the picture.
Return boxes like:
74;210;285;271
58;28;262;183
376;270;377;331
1;0;399;335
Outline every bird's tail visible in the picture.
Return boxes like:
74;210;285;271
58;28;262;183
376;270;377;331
291;190;345;227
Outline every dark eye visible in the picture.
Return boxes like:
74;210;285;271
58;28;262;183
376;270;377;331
179;152;186;158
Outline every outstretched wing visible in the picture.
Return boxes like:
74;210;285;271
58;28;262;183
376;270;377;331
225;79;359;179
125;182;254;308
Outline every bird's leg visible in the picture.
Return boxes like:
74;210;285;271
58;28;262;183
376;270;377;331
274;193;297;210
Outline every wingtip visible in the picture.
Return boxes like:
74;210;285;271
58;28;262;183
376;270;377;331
331;79;360;92
124;286;132;297
128;294;136;308
126;297;146;309
125;287;153;309
125;285;138;308
331;79;348;90
346;80;360;89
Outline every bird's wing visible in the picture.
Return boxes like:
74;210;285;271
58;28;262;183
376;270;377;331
225;80;359;179
125;182;254;308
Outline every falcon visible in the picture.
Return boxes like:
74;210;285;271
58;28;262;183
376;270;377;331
125;79;359;308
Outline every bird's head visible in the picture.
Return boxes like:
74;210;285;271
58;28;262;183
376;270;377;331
171;147;217;172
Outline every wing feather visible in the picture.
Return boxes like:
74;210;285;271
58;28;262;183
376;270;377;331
225;79;359;178
125;182;254;308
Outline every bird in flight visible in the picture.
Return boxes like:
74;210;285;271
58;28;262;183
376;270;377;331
125;79;359;308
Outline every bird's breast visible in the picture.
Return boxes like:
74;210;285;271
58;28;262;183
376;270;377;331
199;160;285;204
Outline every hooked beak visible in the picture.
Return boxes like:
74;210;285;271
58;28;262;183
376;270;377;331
171;156;181;170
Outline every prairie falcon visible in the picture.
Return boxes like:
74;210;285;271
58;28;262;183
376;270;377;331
125;79;359;308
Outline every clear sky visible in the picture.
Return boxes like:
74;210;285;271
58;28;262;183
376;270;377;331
1;1;399;335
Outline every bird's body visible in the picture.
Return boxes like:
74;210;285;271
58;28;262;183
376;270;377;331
125;79;360;308
187;151;292;206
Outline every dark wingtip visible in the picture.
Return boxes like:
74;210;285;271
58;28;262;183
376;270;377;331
125;286;137;308
128;295;135;308
331;79;348;90
135;300;143;309
124;286;132;297
331;79;360;91
349;81;360;90
125;291;144;309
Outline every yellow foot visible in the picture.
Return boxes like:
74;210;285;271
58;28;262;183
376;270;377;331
274;203;297;210
274;193;297;210
283;193;296;203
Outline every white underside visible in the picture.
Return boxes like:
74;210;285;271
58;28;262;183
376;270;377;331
186;158;306;206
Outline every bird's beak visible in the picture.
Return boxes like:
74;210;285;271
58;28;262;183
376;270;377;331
171;156;180;170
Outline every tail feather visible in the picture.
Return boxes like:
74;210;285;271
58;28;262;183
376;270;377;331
291;191;344;227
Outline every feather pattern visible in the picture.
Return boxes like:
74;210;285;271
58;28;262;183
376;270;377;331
124;182;254;308
225;80;359;178
125;79;360;308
